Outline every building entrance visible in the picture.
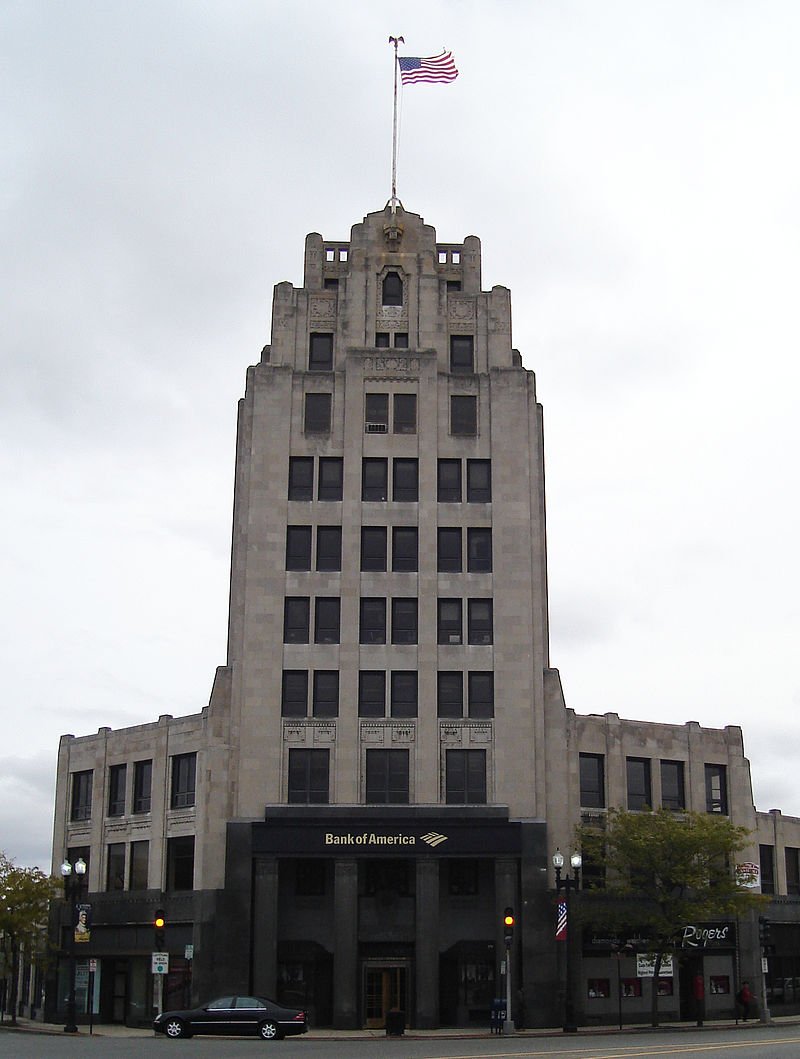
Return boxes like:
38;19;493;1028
362;962;408;1028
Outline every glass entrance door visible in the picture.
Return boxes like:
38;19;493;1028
363;964;408;1028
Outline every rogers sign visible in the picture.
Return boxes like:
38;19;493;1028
681;924;731;948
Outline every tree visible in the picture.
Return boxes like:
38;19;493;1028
578;809;764;1026
0;852;58;1025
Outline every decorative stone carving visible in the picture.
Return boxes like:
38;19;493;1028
309;296;337;321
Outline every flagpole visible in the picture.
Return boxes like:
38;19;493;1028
388;35;403;214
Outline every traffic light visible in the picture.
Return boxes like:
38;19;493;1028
503;907;515;944
758;916;771;947
154;909;166;951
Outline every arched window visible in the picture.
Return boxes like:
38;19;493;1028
382;272;403;306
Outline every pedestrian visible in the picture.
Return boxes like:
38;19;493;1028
737;980;753;1020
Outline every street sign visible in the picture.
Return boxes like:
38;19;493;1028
152;952;169;975
185;944;194;961
89;958;97;972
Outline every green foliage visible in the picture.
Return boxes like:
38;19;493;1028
0;851;59;1024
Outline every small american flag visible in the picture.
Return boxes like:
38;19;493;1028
556;900;568;941
398;50;459;85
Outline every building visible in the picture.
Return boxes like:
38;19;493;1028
47;204;800;1028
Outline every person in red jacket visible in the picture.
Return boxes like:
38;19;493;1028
737;981;753;1020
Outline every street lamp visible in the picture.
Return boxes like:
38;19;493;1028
553;848;582;1034
60;856;87;1034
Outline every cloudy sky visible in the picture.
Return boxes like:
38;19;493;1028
3;1;799;870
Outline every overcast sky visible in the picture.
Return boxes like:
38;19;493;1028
3;1;799;871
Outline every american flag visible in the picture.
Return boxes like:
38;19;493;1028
556;900;568;941
398;50;459;85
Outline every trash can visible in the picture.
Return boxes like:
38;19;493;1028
385;1008;405;1036
490;998;506;1033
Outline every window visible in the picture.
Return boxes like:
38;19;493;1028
295;860;326;896
626;757;651;810
106;843;126;891
288;749;329;804
467;528;492;572
318;457;343;501
448;859;478;895
284;596;310;643
304;392;332;434
438;459;462;502
171;752;197;809
438;528;462;572
392;458;418;502
129;840;149;890
468;672;494;718
446;750;487;804
309;332;333;371
394;332;409;349
760;844;775;895
579;754;605;809
286;526;312;570
451;395;477;436
450;335;475;374
366;750;409;804
362;458;388;501
391;527;418;572
323;277;339;291
314;597;340;644
316;526;342;571
358;671;385;717
467;460;491;502
312;671;339;718
282;670;308;717
467;599;493;644
365;393;389;433
393;394;416;434
390;671;418;717
587;979;611;999
107;764;127;817
437;671;463;717
166;835;195;891
133;760;152;814
375;332;390;348
382;271;403;306
438;598;463;644
391;597;418;644
70;770;93;822
361;527;388;571
786;848;800;896
360;597;387;644
705;763;728;814
447;280;462;293
660;759;686;811
288;456;314;500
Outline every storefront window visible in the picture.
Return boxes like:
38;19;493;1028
587;978;610;998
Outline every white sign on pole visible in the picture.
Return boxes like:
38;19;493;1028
152;952;169;975
185;944;194;961
636;954;673;978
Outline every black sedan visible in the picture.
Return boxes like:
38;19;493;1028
153;994;307;1040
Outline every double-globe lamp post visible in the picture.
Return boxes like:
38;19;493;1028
60;856;87;1034
553;848;582;1034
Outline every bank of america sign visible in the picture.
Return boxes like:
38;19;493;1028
323;830;449;848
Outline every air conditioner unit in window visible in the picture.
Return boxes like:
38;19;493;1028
366;422;388;433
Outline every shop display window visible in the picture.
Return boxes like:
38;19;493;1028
621;978;642;998
710;975;730;994
656;978;674;996
587;978;610;998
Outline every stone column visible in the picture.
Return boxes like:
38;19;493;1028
415;858;440;1028
252;857;278;997
333;859;359;1028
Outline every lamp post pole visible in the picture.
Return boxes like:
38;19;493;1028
60;857;87;1034
553;849;582;1034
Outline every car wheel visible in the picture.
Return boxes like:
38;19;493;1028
259;1019;281;1040
164;1017;188;1039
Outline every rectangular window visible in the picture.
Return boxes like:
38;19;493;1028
579;754;605;809
358;671;386;717
467;459;492;502
660;759;686;811
171;752;197;809
316;526;342;571
281;670;308;717
438;528;462;573
446;749;487;804
450;335;475;374
451;395;478;436
438;459;462;502
394;332;409;348
361;527;388;571
786;848;800;896
391;527;418;572
438;598;463;645
284;596;310;643
375;332;390;348
760;844;775;895
309;332;333;371
288;749;329;804
360;597;387;644
626;757;651;811
365;393;389;433
393;394;416;434
467;528;492;572
304;392;332;434
392;458;419;502
70;770;93;822
318;457;343;501
129;840;149;890
705;763;728;814
390;671;418;718
362;458;388;501
288;456;314;501
467;598;493;645
166;835;195;891
312;670;339;718
366;749;409;804
133;760;152;814
286;526;312;570
106;843;126;891
468;672;494;718
437;671;463;718
314;597;341;644
107;764;127;817
391;597;418;645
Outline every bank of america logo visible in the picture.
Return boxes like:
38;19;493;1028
420;832;448;847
